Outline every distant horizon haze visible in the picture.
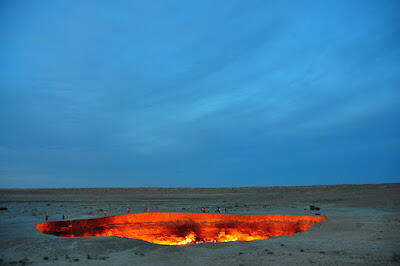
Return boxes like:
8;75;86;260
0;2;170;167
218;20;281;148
1;182;399;190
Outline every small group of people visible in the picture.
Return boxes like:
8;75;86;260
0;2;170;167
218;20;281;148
201;207;227;213
125;206;150;213
45;214;70;222
126;207;150;213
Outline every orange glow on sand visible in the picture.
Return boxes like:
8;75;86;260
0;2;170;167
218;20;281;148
36;212;327;245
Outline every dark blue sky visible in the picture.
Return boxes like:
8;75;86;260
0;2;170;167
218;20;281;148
1;1;399;188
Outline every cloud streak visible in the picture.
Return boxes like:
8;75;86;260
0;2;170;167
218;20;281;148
0;0;399;187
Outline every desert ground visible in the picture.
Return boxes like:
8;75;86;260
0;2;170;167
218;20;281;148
0;183;399;265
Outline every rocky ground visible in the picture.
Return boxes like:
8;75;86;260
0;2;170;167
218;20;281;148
0;183;399;265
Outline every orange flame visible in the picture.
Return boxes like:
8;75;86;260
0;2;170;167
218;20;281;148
36;212;327;245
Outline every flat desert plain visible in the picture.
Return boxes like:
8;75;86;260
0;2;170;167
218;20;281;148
0;183;399;265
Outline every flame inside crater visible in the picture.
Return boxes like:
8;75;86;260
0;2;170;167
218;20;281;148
36;212;327;245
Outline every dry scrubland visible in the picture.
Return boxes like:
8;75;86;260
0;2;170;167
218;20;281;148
0;183;399;265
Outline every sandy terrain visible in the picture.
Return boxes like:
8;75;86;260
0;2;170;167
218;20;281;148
0;183;399;265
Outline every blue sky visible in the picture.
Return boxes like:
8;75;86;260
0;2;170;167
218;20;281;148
0;0;399;188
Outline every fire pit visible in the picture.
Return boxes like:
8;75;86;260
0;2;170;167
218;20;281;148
36;212;327;245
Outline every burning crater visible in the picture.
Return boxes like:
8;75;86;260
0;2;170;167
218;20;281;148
36;212;327;245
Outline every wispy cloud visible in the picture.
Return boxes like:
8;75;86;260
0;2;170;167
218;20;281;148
0;0;399;187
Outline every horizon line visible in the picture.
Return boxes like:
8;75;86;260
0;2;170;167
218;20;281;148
1;182;399;190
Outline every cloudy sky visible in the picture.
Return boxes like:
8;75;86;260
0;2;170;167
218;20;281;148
0;0;399;188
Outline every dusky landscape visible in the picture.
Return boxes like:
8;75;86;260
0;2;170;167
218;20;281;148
1;184;400;265
1;1;399;265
